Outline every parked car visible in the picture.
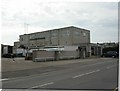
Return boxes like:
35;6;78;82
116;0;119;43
101;51;119;58
2;53;16;58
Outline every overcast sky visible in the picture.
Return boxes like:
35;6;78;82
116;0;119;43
1;0;118;45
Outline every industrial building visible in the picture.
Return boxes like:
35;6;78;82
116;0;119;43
13;26;92;61
18;26;90;46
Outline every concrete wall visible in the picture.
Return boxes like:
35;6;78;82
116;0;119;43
59;29;72;45
59;51;79;60
33;50;55;62
18;26;90;48
20;34;30;47
32;50;79;62
70;27;90;45
64;46;78;51
14;26;91;57
13;41;20;54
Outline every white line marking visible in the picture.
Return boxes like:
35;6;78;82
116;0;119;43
84;70;100;75
31;82;54;88
72;74;85;78
39;82;54;87
72;69;100;78
100;58;113;59
80;61;113;68
90;62;109;66
106;65;116;69
0;78;9;81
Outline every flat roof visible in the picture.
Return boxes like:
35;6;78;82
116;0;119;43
20;26;90;36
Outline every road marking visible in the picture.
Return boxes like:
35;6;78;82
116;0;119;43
106;65;116;69
2;59;115;82
72;69;100;78
0;78;9;81
39;82;54;87
77;60;96;63
79;61;114;68
100;58;113;59
31;82;54;88
85;69;100;75
90;61;111;66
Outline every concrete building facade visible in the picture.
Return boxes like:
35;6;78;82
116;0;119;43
14;26;91;59
19;26;90;47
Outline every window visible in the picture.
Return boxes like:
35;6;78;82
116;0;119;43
83;32;86;36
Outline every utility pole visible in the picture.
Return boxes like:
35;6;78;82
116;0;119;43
24;23;29;34
24;23;29;59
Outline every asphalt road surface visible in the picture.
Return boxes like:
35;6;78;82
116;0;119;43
2;58;118;90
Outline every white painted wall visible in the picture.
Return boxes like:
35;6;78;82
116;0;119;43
64;46;78;51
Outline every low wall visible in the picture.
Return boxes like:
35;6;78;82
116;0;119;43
59;51;79;60
32;50;79;62
33;50;55;62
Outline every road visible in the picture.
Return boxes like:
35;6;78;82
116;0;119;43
2;58;118;90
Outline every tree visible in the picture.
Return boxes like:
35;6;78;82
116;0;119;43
102;44;119;53
19;45;26;49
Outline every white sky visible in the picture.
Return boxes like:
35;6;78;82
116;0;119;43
1;0;119;46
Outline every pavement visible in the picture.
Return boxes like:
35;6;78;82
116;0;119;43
1;57;118;90
2;57;100;78
2;57;99;72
